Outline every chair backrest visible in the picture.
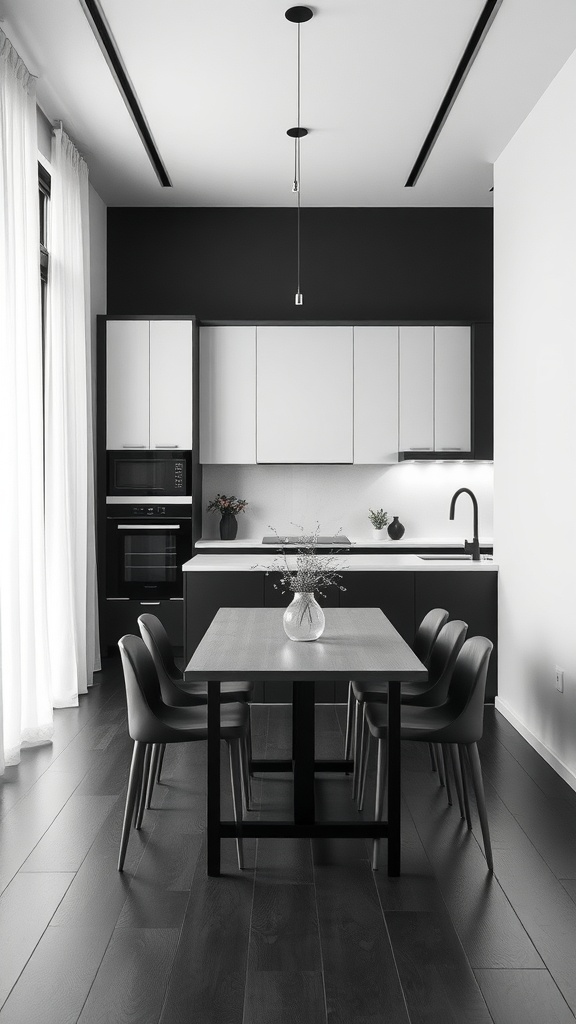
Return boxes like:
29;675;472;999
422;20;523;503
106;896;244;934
416;619;468;707
413;608;449;666
118;633;167;742
442;635;494;743
138;613;180;682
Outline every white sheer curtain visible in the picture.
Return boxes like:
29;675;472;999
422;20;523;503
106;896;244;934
44;127;100;707
0;30;53;770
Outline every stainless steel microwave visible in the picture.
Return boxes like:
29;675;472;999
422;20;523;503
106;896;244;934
107;450;191;497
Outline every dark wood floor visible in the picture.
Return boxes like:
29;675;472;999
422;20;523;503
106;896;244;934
2;661;576;1024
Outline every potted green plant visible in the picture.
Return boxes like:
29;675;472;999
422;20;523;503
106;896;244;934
368;508;389;540
206;493;248;541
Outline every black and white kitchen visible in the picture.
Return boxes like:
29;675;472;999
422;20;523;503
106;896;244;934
2;3;576;1023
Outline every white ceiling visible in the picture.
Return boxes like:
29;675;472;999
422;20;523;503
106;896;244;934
2;0;576;207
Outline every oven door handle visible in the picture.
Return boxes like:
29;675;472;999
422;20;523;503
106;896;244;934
116;524;181;530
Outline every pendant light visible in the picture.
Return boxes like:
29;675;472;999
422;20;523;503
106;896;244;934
285;6;313;306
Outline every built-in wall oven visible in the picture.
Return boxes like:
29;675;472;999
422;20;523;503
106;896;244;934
107;450;191;498
106;501;192;601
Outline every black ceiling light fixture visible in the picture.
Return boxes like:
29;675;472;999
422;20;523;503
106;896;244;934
405;0;504;188
285;6;313;306
78;0;171;187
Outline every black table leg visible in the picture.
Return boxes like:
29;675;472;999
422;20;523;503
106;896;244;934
292;680;315;824
207;680;221;876
387;680;401;876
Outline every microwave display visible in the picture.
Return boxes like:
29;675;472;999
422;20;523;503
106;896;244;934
107;450;191;497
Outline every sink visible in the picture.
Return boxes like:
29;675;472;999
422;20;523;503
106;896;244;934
417;554;473;560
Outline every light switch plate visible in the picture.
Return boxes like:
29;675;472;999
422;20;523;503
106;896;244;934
555;666;564;692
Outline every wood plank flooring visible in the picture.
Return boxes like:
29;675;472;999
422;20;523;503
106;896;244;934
1;661;576;1023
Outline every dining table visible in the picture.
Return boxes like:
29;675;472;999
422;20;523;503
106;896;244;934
184;606;428;877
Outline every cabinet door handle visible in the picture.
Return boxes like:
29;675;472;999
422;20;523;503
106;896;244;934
409;447;432;451
154;444;179;449
122;444;147;449
140;601;161;606
440;447;462;451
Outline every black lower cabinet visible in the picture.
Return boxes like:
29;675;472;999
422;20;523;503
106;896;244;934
184;568;498;703
184;571;265;699
104;598;184;656
338;571;416;701
414;571;498;699
264;574;339;702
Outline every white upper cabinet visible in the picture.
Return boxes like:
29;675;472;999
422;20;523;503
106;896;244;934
106;319;193;450
199;326;256;464
256;326;354;463
354;326;398;463
398;325;471;453
398;326;435;453
434;326;471;452
106;320;150;449
149;320;193;450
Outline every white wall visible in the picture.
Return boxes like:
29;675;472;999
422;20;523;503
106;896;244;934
494;48;576;787
202;462;493;542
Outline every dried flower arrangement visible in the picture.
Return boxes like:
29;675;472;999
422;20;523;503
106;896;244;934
206;494;248;516
262;524;346;598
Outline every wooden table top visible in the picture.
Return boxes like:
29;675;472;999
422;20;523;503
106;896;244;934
185;607;428;682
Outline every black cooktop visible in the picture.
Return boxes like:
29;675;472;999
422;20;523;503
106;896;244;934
262;535;351;546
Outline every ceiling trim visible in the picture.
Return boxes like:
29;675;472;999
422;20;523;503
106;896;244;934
405;0;505;188
78;0;172;188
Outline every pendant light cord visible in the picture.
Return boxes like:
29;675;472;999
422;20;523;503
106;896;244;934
296;22;301;301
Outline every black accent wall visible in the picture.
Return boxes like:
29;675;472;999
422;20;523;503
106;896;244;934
107;207;493;321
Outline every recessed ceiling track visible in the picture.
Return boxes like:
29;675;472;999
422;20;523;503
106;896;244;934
78;0;171;187
405;0;504;187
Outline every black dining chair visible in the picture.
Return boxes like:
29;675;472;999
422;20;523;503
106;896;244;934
345;607;449;772
138;612;254;786
117;633;249;872
356;618;468;809
365;634;494;872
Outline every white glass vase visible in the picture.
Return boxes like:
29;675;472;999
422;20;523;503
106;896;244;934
283;592;325;642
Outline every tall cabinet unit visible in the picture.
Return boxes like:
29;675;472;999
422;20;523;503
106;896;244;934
99;316;196;656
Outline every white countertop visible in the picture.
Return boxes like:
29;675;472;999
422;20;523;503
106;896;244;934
183;553;498;572
195;536;494;550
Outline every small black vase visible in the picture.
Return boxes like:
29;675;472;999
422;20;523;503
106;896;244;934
219;514;238;541
387;516;405;541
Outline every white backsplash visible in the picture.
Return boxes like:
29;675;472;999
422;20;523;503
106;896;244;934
201;462;494;541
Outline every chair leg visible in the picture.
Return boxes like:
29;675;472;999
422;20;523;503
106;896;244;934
441;745;452;806
357;707;371;811
466;742;494;872
145;744;161;809
435;744;446;788
246;705;254;776
240;732;252;813
352;698;362;800
228;739;245;871
449;743;466;819
429;742;437;772
344;682;354;761
372;738;388;871
156;743;166;783
135;744;152;829
458;746;472;828
118;741;145;871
